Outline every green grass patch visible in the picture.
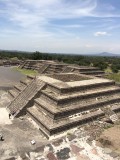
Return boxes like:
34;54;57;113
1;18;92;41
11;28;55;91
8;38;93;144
105;73;120;83
105;67;112;73
13;67;38;76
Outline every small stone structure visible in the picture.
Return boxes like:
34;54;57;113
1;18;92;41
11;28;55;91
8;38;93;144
19;60;105;77
7;72;120;137
20;60;65;73
3;60;21;66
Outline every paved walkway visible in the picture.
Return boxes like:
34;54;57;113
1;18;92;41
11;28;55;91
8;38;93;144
0;66;25;87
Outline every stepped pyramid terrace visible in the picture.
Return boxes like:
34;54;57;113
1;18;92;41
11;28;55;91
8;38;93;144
6;71;120;138
19;60;105;77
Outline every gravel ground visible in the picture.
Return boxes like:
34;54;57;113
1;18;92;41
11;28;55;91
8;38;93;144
0;116;48;160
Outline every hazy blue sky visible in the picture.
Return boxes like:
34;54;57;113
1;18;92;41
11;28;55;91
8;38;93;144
0;0;120;54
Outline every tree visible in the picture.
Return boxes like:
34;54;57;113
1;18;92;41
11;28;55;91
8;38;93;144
111;64;120;73
93;61;108;70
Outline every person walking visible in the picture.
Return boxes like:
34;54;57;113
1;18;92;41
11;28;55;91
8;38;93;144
9;113;11;119
0;133;3;141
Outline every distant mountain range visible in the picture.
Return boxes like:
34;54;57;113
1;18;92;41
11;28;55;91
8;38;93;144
97;52;120;57
85;52;120;57
57;52;120;57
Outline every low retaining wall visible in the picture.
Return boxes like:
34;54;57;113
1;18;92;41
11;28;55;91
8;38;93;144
0;86;13;91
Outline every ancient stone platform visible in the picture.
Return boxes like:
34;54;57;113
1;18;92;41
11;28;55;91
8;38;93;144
20;60;105;77
6;71;120;138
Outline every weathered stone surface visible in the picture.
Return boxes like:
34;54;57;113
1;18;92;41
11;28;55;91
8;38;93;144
70;144;84;155
47;152;58;160
56;147;70;159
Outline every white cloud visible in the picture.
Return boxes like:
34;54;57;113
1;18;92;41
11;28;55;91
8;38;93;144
0;0;120;53
107;24;120;30
0;0;97;28
94;31;110;36
1;0;120;31
85;44;93;48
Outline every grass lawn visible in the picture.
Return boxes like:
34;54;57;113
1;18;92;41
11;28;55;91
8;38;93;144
105;73;120;83
105;67;112;73
13;67;38;76
104;67;120;83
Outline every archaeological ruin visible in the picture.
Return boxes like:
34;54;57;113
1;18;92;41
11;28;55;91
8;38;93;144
6;60;120;138
20;60;105;76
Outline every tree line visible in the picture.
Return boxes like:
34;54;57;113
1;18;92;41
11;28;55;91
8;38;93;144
0;50;120;73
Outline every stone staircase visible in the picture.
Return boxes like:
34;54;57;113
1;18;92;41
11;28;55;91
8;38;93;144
19;61;26;69
8;75;35;100
26;74;120;137
62;66;105;77
7;78;45;117
19;60;44;70
33;63;43;71
62;67;74;73
22;61;33;69
42;64;67;74
39;64;50;74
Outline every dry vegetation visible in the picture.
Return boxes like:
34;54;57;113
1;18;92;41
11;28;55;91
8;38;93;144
98;124;120;154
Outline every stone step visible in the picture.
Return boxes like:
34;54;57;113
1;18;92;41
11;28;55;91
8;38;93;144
47;79;115;94
7;92;15;100
46;69;61;74
47;67;63;71
14;83;26;92
20;80;28;86
46;68;56;72
24;66;32;69
81;71;104;75
63;67;100;73
111;104;120;112
27;106;52;137
34;98;58;119
20;78;33;86
95;74;105;77
41;86;120;106
39;64;50;74
45;70;56;74
79;68;100;72
35;93;120;120
30;66;36;70
27;75;35;80
8;89;19;98
62;67;73;73
27;105;104;136
19;62;26;69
